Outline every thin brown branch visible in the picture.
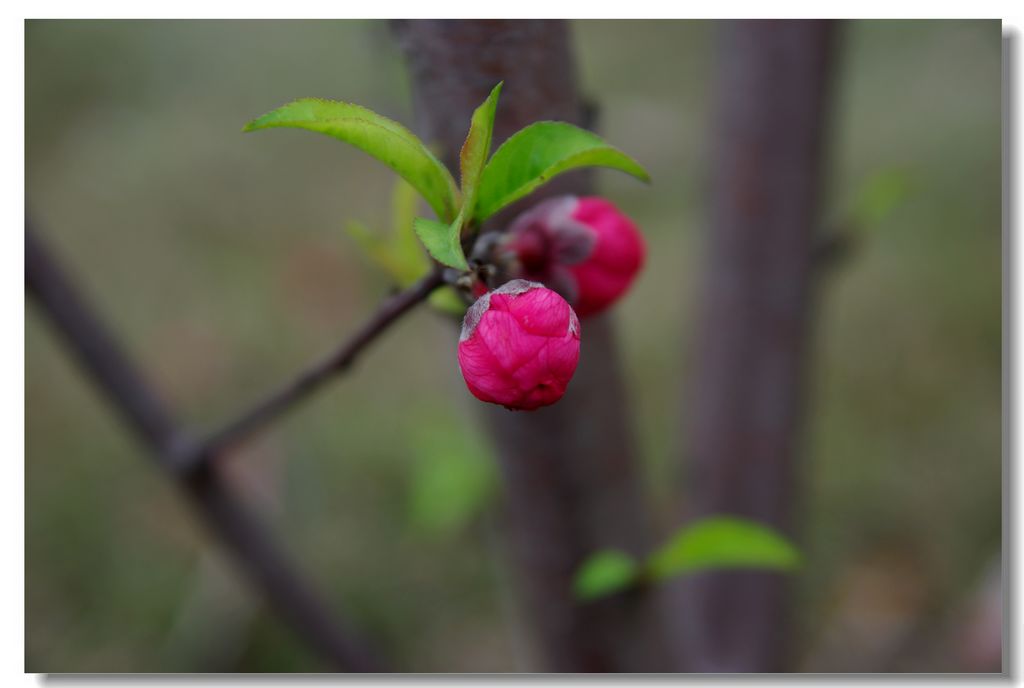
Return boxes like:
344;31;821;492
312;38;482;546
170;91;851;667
180;268;446;472
26;221;384;672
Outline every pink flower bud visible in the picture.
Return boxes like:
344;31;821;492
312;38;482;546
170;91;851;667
457;280;581;411
502;195;645;317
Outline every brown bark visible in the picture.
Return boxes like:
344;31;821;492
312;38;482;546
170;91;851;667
673;20;839;672
393;19;671;672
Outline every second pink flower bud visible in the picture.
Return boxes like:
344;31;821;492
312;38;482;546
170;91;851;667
501;195;645;317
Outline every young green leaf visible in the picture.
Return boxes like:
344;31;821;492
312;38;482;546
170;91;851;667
647;516;801;582
345;220;406;279
368;86;501;274
346;179;467;316
456;82;502;227
388;178;432;281
346;220;466;316
428;288;468;317
418;82;503;272
344;180;427;284
413;217;468;270
244;98;460;222
388;183;467;313
573;550;640;601
407;422;497;537
474;121;651;222
850;166;912;229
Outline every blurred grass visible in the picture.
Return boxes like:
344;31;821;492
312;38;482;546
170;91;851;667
25;19;1000;671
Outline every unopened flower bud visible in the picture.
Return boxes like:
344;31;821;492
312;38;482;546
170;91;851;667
457;280;581;411
502;195;645;317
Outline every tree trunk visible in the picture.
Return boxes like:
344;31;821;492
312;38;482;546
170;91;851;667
673;19;839;672
393;19;672;672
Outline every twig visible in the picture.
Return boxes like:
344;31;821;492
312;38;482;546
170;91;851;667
182;268;445;472
25;226;186;457
26;222;383;672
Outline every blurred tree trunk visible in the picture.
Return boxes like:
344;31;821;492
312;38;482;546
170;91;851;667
673;20;839;672
393;19;672;672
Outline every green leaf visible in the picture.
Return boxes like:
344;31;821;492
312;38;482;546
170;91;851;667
407;422;497;537
456;82;502;227
647;516;801;581
573;550;640;601
345;219;408;279
428;288;468;317
410;83;502;273
391;175;421;238
388;179;432;281
344;180;428;284
245;98;460;222
850;167;912;229
474;121;651;222
346;179;467;317
413;217;467;270
400;82;504;275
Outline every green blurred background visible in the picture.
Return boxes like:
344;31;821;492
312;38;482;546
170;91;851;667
25;20;1001;672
